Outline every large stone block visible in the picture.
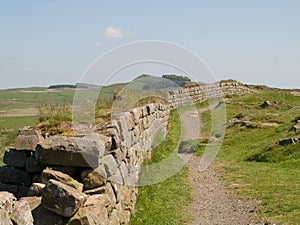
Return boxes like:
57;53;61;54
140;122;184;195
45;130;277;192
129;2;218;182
0;166;32;186
42;179;87;217
15;127;44;151
3;149;27;168
41;168;83;191
35;135;105;168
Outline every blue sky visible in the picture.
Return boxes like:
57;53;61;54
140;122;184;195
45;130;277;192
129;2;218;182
1;0;300;89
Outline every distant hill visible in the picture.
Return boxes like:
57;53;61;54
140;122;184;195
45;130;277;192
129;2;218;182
48;83;102;89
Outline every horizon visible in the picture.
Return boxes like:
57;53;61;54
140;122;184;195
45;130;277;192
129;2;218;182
1;1;300;89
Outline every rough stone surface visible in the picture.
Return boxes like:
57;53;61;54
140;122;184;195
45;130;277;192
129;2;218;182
28;183;46;197
3;149;27;168
66;195;110;225
35;135;106;168
15;127;44;151
42;179;87;217
0;191;16;210
100;154;119;177
0;166;32;186
10;200;34;225
21;196;65;225
26;156;45;173
41;168;83;191
0;209;13;225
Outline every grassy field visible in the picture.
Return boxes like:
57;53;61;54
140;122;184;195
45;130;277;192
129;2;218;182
130;109;192;225
197;90;300;224
0;84;124;163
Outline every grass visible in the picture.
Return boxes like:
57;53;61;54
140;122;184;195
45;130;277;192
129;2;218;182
0;116;38;165
196;90;300;224
130;109;192;225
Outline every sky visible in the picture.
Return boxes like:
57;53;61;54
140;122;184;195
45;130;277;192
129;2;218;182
1;0;300;89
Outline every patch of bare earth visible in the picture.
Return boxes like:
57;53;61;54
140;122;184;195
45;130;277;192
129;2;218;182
0;108;38;117
187;155;257;225
181;107;258;225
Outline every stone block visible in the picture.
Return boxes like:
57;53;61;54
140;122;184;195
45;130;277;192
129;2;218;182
0;166;32;186
28;183;45;197
3;149;27;168
10;200;34;225
35;135;105;168
15;127;44;151
41;168;83;191
42;179;87;217
26;156;45;173
81;165;107;190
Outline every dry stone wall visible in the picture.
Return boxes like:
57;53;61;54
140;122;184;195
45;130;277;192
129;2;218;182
0;81;253;225
168;82;254;108
0;103;169;225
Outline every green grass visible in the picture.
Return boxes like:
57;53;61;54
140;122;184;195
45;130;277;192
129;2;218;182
197;90;300;224
130;110;192;225
0;116;38;165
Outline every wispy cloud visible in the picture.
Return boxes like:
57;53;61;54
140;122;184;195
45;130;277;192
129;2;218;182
104;26;131;38
95;41;103;47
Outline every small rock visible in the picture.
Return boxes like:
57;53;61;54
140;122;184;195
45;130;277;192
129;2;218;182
28;183;46;197
278;138;298;146
260;101;272;108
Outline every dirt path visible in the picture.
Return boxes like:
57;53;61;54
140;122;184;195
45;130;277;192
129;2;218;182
181;108;258;225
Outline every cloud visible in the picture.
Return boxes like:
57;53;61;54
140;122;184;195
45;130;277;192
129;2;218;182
104;26;131;38
95;41;103;47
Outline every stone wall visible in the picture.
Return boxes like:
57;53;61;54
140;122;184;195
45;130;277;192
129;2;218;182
0;103;170;225
168;81;254;108
0;81;254;225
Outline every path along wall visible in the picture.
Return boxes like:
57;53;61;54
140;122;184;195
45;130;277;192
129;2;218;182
0;81;253;225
